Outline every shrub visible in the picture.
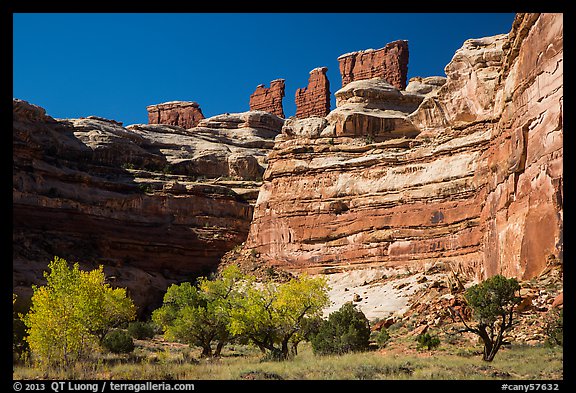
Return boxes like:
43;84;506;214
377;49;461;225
374;328;391;348
102;330;134;354
364;135;375;145
544;308;563;346
137;183;153;194
127;321;155;340
311;302;371;355
416;332;440;350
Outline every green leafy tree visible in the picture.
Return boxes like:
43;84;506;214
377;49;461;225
152;265;247;358
455;274;521;361
310;302;371;355
22;256;136;368
228;274;330;360
289;315;324;356
196;265;251;356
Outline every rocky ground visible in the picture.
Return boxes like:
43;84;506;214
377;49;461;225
222;248;563;346
329;258;563;345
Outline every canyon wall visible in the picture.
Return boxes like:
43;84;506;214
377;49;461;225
481;13;563;278
246;13;563;281
12;13;562;318
295;67;331;119
147;101;205;129
249;79;286;118
13;101;283;314
338;40;409;90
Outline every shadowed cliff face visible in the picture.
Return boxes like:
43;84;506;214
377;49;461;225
12;101;282;315
246;13;563;281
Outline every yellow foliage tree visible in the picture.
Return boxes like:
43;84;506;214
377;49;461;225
23;256;136;368
228;274;330;360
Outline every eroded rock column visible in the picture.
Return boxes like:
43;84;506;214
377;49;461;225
249;79;286;118
338;40;409;90
295;67;331;119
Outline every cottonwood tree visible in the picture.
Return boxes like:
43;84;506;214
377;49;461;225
454;274;521;361
228;274;330;360
152;265;247;358
23;256;136;368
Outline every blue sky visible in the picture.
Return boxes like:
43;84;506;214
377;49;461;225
13;13;516;125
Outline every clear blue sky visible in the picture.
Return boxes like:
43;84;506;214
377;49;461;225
13;13;516;125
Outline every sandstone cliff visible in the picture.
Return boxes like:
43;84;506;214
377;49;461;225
246;13;563;282
13;100;283;314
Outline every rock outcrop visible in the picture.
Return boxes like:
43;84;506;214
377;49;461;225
338;40;409;90
249;79;286;118
295;67;331;119
405;76;446;96
246;13;562;282
327;77;423;138
13;100;283;314
147;101;205;129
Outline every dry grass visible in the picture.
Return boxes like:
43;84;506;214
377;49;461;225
13;335;563;380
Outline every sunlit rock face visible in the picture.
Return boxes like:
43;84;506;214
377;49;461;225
295;67;331;119
246;13;563;281
249;79;286;118
147;101;205;129
338;40;409;90
478;13;563;279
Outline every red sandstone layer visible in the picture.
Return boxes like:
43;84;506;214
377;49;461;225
295;67;331;119
147;101;205;129
338;40;409;90
249;79;286;118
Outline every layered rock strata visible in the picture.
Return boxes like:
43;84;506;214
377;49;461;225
13;101;283;314
478;13;563;278
246;13;562;281
294;67;331;119
147;101;205;129
249;79;286;118
338;40;409;90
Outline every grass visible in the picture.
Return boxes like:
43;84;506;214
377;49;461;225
13;339;563;380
